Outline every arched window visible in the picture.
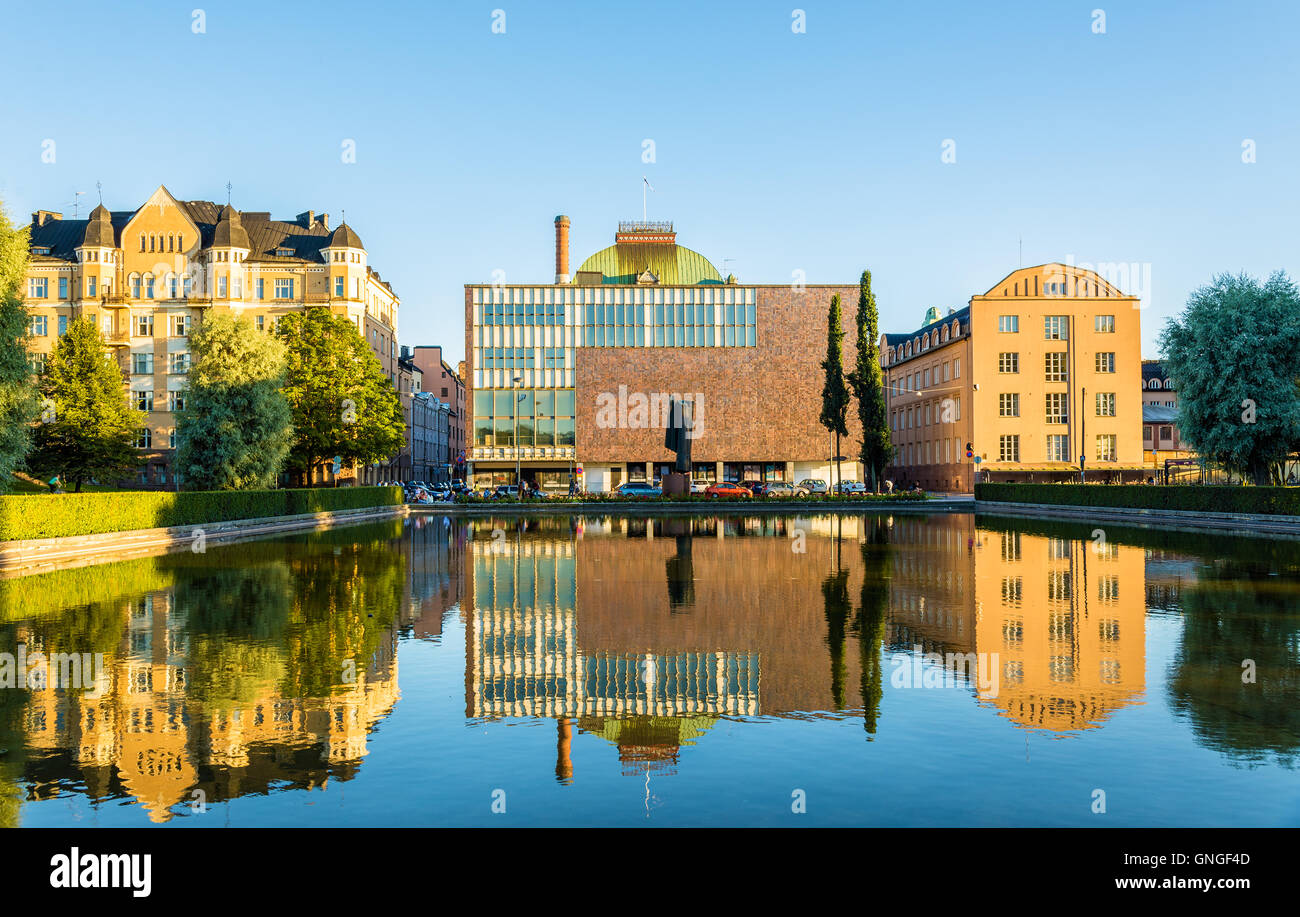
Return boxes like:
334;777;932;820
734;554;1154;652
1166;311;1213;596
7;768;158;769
177;234;183;251
941;326;949;342
130;273;141;298
139;234;146;252
952;320;960;337
168;234;174;252
1164;379;1172;390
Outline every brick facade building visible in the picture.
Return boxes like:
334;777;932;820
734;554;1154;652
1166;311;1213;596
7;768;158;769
464;216;865;492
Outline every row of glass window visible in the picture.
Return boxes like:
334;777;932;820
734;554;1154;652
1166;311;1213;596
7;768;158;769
891;357;961;395
473;388;576;419
996;314;1116;335
474;417;576;448
996;434;1118;462
998;352;1116;374
474;285;755;306
997;392;1116;417
132;391;188;411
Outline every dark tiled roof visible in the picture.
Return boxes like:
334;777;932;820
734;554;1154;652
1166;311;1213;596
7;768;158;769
28;200;348;265
1143;405;1178;423
1141;360;1167;381
883;306;970;348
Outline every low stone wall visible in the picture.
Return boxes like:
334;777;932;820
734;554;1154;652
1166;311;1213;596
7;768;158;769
414;498;968;517
976;499;1300;538
0;504;409;578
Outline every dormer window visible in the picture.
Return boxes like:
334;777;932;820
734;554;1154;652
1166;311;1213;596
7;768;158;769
276;247;293;257
32;246;50;255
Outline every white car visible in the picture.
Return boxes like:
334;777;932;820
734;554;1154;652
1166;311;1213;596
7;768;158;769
690;480;709;494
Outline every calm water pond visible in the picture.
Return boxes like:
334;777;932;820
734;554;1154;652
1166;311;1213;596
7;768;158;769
2;511;1298;827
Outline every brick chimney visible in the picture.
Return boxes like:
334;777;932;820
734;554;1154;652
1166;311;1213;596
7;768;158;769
554;215;570;284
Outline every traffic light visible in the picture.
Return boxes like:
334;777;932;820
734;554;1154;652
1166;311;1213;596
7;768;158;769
965;442;973;459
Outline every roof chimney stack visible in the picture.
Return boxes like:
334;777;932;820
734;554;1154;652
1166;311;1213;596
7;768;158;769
554;215;570;284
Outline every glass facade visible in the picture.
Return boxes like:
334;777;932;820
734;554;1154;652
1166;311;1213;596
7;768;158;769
473;388;575;450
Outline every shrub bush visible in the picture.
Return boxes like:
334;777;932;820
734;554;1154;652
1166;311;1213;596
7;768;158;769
0;486;402;541
975;482;1300;516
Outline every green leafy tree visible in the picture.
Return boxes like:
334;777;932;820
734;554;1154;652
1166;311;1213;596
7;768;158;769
29;317;142;491
176;313;294;490
820;293;851;490
1159;272;1300;484
847;270;892;491
277;308;405;483
0;202;38;491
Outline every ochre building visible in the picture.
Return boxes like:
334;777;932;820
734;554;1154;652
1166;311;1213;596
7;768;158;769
23;185;400;486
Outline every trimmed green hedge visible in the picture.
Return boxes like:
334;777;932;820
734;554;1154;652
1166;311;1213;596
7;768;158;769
975;482;1300;516
0;486;402;541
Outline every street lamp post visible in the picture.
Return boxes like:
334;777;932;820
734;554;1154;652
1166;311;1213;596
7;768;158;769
512;375;523;490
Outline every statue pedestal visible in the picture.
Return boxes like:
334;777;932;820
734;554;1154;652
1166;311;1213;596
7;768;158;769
662;472;691;496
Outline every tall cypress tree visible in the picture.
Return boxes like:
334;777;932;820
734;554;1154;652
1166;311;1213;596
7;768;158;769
0;202;38;491
29;317;143;491
847;270;892;491
820;294;850;490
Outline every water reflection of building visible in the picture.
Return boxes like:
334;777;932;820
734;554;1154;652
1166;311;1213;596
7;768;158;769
883;515;977;655
972;527;1146;732
18;591;399;822
403;514;466;640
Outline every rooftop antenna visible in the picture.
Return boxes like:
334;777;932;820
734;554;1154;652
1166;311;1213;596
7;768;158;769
96;181;102;205
642;176;654;222
72;191;84;218
722;258;736;277
226;182;232;204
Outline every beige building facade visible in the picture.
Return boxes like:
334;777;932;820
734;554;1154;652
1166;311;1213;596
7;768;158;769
23;185;400;486
882;263;1144;491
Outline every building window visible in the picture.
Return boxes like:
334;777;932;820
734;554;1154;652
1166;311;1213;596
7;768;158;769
132;353;153;374
274;278;294;299
1143;425;1152;443
87;276;97;298
998;315;1019;333
1046;392;1069;424
58;277;68;299
135;428;152;449
172;314;191;336
57;315;68;336
998;352;1019;373
335;276;344;297
29;278;48;298
1044;315;1069;340
29;315;48;336
1095;352;1116;373
256;278;265;300
145;275;155;299
28;353;46;374
1096;392;1116;416
136;314;154;337
1095;314;1115;333
255;315;265;331
134;390;154;412
170;352;191;374
1046;434;1070;462
217;276;227;297
999;393;1020;417
171;391;186;412
999;434;1020;462
1044;351;1068;382
1096;434;1117;461
1159;425;1173;443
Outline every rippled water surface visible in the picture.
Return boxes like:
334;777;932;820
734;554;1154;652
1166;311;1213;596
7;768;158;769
2;511;1298;827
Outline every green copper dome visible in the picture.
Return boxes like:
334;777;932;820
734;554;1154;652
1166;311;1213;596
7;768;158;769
576;241;723;285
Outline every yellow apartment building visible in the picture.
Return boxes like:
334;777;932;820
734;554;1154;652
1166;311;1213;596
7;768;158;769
882;263;1144;491
22;185;400;486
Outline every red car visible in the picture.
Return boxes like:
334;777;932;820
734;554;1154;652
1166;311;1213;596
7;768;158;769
705;481;751;499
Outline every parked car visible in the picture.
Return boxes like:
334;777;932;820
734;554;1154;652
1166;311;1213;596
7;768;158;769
705;481;751;499
615;482;662;498
690;479;710;494
835;480;868;494
450;479;469;494
759;482;803;498
493;485;521;499
797;478;828;494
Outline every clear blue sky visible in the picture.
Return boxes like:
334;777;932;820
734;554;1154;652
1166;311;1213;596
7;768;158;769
2;0;1296;365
